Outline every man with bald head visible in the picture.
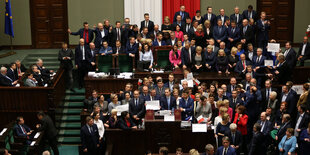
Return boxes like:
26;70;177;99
216;9;229;26
94;22;111;49
240;19;254;45
68;21;94;45
297;36;310;66
75;38;91;89
235;54;252;76
256;112;272;136
173;5;190;23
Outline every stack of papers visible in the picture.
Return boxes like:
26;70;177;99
181;121;192;128
145;100;160;110
88;72;109;78
30;141;36;146
153;70;164;73
159;110;171;116
164;115;175;122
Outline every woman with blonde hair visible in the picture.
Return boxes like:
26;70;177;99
161;16;172;33
108;94;121;113
203;20;213;39
194;25;205;47
228;47;239;72
192;46;205;73
216;49;229;74
216;113;231;146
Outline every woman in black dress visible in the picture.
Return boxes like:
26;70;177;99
203;20;213;40
192;10;203;25
194;25;205;48
216;113;231;147
216;49;229;74
228;47;239;72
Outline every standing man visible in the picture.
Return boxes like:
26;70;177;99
75;38;91;89
248;123;266;155
242;5;257;21
230;6;243;27
129;90;146;125
89;42;97;71
112;21;127;47
213;19;227;46
216;9;229;26
203;6;217;27
93;22;111;50
179;88;194;120
256;12;270;56
58;43;74;91
140;13;154;33
283;41;297;68
297;36;310;66
36;112;59;155
68;22;94;45
81;116;100;155
173;5;190;23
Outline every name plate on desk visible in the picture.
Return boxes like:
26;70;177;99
164;115;175;122
158;110;171;116
192;124;207;133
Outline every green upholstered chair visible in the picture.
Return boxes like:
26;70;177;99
97;55;113;73
118;54;133;72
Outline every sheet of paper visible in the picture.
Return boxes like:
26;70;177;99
291;85;304;95
153;70;164;73
116;104;129;116
146;100;160;110
34;132;40;139
159;110;171;116
192;124;207;132
30;141;36;146
88;72;96;77
267;43;280;52
187;80;194;87
181;121;192;128
187;73;193;80
264;60;274;66
164;115;175;122
0;128;7;136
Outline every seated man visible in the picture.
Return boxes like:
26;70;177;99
0;67;18;86
99;41;113;55
7;63;17;81
113;40;125;54
155;79;166;97
153;33;166;47
36;59;53;82
160;88;176;110
215;136;236;155
149;88;161;101
235;54;252;77
179;88;194;120
15;60;27;79
31;65;45;86
83;90;98;112
14;116;33;145
24;73;38;87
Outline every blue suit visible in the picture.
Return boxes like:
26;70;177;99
203;13;217;27
216;15;229;25
179;97;194;120
227;26;241;48
70;28;94;44
14;124;31;137
234;60;252;75
281;92;297;117
242;10;257;21
173;11;190;23
213;26;227;43
126;42;138;54
205;51;217;71
129;97;145;118
153;40;166;47
99;46;113;55
80;124;100;154
160;96;176;110
215;146;236;155
230;14;244;27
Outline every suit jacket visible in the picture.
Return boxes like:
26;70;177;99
179;97;194;120
14;64;27;78
118;117;136;130
277;121;291;140
70;28;94;43
14;124;31;137
204;51;217;68
281;92;297;116
37;115;57;140
256;120;272;136
235;60;252;75
215;146;236;155
153;40;167;47
244;91;259;118
242;10;257;21
240;25;254;45
80;124;99;150
256;19;270;42
129;98;145;118
226;130;243;148
58;48;74;70
230;14;244;26
213;26;227;42
125;42;138;54
111;27;127;47
294;113;309;131
181;47;195;67
160;96;176;110
229;97;244;112
24;78;37;87
0;74;13;86
75;45;92;67
276;61;291;84
112;46;125;54
155;87;166;97
94;27;111;48
203;13;217;27
6;68;17;81
214;95;228;101
252;55;266;68
140;20;155;33
227;26;241;45
216;15;229;25
248;132;266;155
173;11;190;23
172;22;186;32
298;42;310;57
284;48;297;68
166;38;178;46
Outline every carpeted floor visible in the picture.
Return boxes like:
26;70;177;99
58;145;79;155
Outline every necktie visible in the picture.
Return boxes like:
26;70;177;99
186;25;189;32
117;28;120;40
256;57;259;63
181;12;184;19
145;21;148;27
267;89;270;99
248;12;251;19
232;133;235;144
242;61;246;69
135;99;138;106
261;121;265;132
243;26;246;34
208;14;211;20
232;28;235;33
84;30;89;43
167;98;170;110
236;14;239;22
21;125;26;134
223;148;227;155
219;27;222;34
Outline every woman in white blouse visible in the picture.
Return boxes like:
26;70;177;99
93;112;105;141
138;44;153;71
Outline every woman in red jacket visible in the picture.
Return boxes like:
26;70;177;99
233;105;248;154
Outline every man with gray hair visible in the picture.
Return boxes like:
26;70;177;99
0;66;18;86
36;58;53;82
275;53;291;84
230;6;243;26
202;144;215;155
226;123;242;155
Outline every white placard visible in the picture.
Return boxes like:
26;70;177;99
30;141;36;146
34;132;40;139
115;104;129;116
0;128;7;136
291;85;304;95
159;110;171;116
181;121;192;128
187;73;194;80
88;72;96;77
264;60;274;66
192;124;207;132
145;100;160;110
267;43;280;52
164;115;175;122
153;70;164;73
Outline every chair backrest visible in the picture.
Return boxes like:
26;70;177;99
97;55;113;73
153;46;173;68
118;54;133;72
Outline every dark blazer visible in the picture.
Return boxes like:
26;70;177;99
261;87;277;110
166;38;178;46
111;27;127;47
229;97;244;112
276;61;291;84
215;146;236;155
204;51;217;68
181;47;195;67
112;46;125;54
153;40;167;47
160;96;176;110
235;60;252;75
6;68;17;81
298;42;310;57
70;28;94;43
227;26;241;46
284;48;297;68
242;10;257;21
230;14;244;26
244;91;259;118
213;26;227;42
94;27;111;48
140;20;155;34
118;117;136;130
245;50;256;62
294;113;309;131
240;25;254;45
139;94;151;102
14;64;27;77
252;55;266;68
80;124;99;151
75;45;91;67
14;124;31;137
277;121;291;141
248;132;266;155
256;19;270;42
129;98;145;118
125;42;138;54
58;48;74;70
203;13;217;26
172;22;186;32
256;120;272;136
173;11;190;23
0;74;13;86
214;95;228;102
37;115;57;140
216;15;229;25
226;130;242;149
281;92;297;116
179;97;194;120
155;87;166;97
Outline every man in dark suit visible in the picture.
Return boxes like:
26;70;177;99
36;111;59;155
80;116;99;155
14;60;27;79
252;48;267;87
179;88;194;120
226;124;242;155
140;85;151;101
181;42;195;69
166;31;178;46
248;123;266;155
140;13;154;33
183;17;193;35
160;88;176;110
126;37;138;57
154;80;166;97
275;54;292;84
227;77;238;93
256;112;272;137
151;24;161;39
75;38;91;88
213;19;227;46
216;9;229;26
153;33;166;47
245;43;256;62
129;90;146;125
88;43;97;71
113;40;125;54
297;36;310;66
281;85;298;120
256;12;271;56
235;54;252;76
244;84;259;137
201;144;215;155
172;15;185;31
173;5;190;23
240;19;254;46
215;88;229;101
215;136;237;155
6;63;17;81
69;22;94;45
164;73;175;92
227;21;241;49
0;66;18;86
93;22;111;49
111;21;127;47
36;59;53;83
294;105;309;137
276;114;291;141
58;43;74;91
149;88;162;101
203;6;217;27
14;116;33;145
283;41;297;68
260;80;277;111
230;7;243;27
242;5;257;21
229;90;244;117
83;90;98;112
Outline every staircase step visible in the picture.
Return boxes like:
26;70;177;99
24;57;58;61
24;61;59;65
27;53;58;57
58;129;80;136
60;115;81;122
60;122;81;129
62;108;82;115
58;136;81;144
61;102;84;108
65;88;85;95
65;95;85;102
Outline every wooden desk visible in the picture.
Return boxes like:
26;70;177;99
84;71;241;97
105;120;215;155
